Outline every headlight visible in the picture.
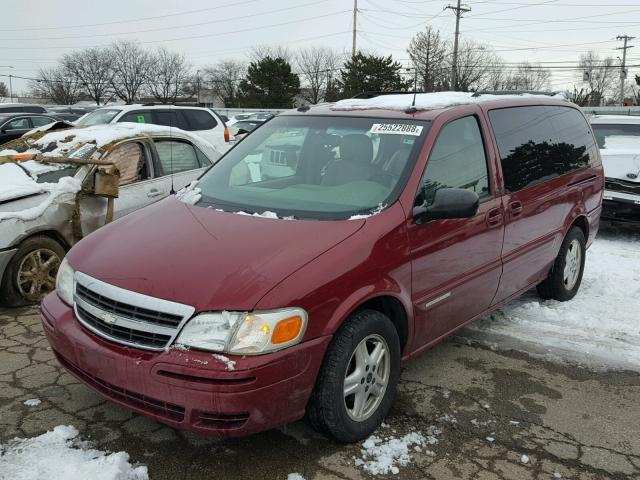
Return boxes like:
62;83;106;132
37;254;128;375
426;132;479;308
55;258;75;306
174;308;307;355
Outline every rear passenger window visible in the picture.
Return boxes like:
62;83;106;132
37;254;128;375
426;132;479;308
155;141;201;175
490;106;593;192
416;116;490;206
153;111;189;130
184;110;217;130
30;116;55;127
119;111;152;124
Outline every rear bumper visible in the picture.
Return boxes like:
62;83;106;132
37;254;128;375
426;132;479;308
41;293;331;437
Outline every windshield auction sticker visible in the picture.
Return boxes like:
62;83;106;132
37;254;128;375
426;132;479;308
370;123;423;136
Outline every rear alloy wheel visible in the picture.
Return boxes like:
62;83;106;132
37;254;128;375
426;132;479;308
537;226;586;301
0;236;65;307
307;309;400;443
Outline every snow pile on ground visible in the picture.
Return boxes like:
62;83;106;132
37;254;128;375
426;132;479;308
355;431;431;475
0;425;148;480
0;176;81;222
23;399;41;407
332;91;566;112
287;474;305;480
465;231;640;370
176;180;202;205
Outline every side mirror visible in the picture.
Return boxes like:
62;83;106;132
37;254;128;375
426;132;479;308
92;167;120;198
413;188;479;224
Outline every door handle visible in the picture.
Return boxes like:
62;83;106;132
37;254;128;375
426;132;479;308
509;201;523;217
147;189;163;198
485;208;503;227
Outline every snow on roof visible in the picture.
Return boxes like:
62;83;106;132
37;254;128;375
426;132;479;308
331;91;566;112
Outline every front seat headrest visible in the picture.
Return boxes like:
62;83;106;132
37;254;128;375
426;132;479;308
340;134;373;164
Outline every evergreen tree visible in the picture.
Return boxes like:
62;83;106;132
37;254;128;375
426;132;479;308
338;52;408;98
237;57;300;108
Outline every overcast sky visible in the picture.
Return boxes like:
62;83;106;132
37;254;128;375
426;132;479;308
3;0;640;95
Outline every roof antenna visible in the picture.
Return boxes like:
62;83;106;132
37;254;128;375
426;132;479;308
405;67;419;114
169;108;175;195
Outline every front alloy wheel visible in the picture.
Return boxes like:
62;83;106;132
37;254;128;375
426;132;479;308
307;309;400;443
17;248;61;302
344;334;390;422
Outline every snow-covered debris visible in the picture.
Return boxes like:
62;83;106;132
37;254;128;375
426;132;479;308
332;91;566;112
30;122;176;156
355;431;430;475
23;399;41;407
0;176;81;222
602;135;640;150
212;354;236;371
176;181;201;205
520;454;530;464
0;425;148;480
465;235;640;371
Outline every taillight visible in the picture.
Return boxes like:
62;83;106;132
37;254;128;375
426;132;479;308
224;127;230;143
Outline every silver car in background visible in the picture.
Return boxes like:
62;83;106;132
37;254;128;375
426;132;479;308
0;123;220;305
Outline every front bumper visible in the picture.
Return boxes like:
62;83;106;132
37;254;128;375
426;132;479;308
602;190;640;222
41;293;331;437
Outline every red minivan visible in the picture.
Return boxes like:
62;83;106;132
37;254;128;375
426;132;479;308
42;92;603;442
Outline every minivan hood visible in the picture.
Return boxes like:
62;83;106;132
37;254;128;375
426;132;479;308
67;197;365;312
600;149;640;182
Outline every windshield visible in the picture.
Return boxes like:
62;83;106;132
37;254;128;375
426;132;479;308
591;123;640;148
76;108;121;126
195;115;430;220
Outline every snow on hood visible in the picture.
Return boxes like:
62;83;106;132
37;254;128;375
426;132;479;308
332;91;566;111
602;135;640;151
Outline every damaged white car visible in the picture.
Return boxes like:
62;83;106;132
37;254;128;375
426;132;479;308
0;122;221;305
590;115;640;222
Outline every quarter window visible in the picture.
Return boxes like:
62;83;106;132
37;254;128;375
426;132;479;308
155;141;201;175
416;116;490;206
184;110;217;130
489;106;593;192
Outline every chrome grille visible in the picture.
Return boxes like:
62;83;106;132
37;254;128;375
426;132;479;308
605;177;640;196
73;272;195;351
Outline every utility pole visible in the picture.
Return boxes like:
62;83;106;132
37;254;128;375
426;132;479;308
9;74;13;102
616;35;635;106
352;0;358;60
446;0;470;90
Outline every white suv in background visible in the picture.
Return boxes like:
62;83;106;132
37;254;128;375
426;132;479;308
76;105;230;152
590;115;640;222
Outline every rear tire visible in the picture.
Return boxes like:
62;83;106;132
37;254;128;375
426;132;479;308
0;236;65;307
307;309;401;443
537;226;586;302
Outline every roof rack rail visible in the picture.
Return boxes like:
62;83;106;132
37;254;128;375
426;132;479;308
351;90;427;99
471;90;559;97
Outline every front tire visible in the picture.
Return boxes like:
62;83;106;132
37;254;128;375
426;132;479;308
0;236;65;307
537;226;586;301
307;309;401;443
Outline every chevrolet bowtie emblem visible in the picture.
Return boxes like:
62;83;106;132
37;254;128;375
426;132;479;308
101;312;117;325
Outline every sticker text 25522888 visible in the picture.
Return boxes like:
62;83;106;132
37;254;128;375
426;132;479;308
370;123;423;136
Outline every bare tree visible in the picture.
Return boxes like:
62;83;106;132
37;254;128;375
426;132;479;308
407;27;448;92
578;51;617;106
450;39;502;91
202;60;246;107
109;40;153;104
29;66;84;104
0;82;7;97
296;47;341;104
501;62;551;91
61;47;113;105
250;45;293;63
147;47;191;103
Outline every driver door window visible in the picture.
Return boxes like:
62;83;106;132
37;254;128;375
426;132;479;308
416;116;490;207
103;142;147;185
